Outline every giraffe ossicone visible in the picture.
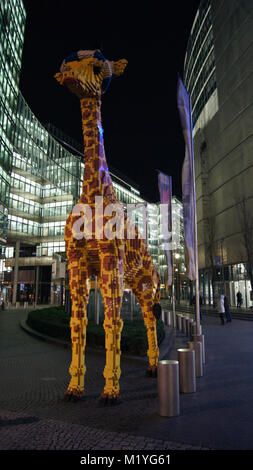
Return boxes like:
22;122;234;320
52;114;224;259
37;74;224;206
55;49;162;404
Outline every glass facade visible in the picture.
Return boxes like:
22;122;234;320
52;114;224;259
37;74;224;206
184;0;218;133
158;197;185;298
184;0;253;308
7;89;83;250
0;0;26;251
0;0;186;305
13;93;81;201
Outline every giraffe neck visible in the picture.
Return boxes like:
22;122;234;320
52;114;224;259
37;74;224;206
79;96;117;204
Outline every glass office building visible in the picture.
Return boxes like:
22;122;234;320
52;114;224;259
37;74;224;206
184;0;218;136
158;197;186;299
184;0;253;307
2;89;162;305
0;0;26;255
0;0;185;306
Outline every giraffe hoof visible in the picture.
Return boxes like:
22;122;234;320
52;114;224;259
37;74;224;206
64;392;84;402
98;394;121;406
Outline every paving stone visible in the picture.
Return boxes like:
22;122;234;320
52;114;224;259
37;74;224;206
2;309;253;450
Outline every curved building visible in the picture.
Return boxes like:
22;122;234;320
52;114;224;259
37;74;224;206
0;0;158;306
184;0;218;135
0;0;26;250
184;0;253;306
2;90;160;305
0;0;186;308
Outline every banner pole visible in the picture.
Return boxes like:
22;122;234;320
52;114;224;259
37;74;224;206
157;171;174;325
189;96;201;336
172;262;176;328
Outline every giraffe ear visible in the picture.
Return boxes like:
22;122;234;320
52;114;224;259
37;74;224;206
112;59;128;76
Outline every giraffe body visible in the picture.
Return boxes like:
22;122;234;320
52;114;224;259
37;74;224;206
55;50;161;402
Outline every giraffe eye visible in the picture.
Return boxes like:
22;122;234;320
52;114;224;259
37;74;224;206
93;65;102;75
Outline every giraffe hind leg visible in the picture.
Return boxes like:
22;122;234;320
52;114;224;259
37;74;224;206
64;256;90;401
131;285;159;378
98;254;124;405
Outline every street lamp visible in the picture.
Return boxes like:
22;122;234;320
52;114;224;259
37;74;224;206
173;252;181;303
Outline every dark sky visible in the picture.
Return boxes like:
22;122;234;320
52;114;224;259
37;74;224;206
20;0;200;202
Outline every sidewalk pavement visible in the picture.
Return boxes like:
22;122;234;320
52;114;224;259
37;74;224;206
1;308;253;451
161;298;253;314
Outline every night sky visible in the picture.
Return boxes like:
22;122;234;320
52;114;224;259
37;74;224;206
20;0;200;202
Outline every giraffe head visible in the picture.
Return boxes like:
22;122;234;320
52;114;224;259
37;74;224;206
54;50;127;99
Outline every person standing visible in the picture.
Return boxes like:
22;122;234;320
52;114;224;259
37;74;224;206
236;291;242;308
199;295;203;321
219;294;225;325
224;295;232;322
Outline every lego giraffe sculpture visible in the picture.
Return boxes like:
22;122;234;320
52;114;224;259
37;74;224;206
55;50;161;404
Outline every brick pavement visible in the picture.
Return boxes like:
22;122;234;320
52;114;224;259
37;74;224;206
0;409;203;450
0;309;207;451
2;308;253;450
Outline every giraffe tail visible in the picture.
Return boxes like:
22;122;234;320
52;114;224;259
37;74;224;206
152;268;162;320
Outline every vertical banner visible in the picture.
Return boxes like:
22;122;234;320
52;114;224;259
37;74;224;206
158;171;173;286
177;77;201;335
177;77;196;281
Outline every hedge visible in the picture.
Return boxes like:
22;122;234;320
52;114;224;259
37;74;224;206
27;307;165;356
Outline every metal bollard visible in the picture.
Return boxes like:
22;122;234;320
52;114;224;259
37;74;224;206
185;316;189;334
177;314;182;331
161;310;165;323
192;322;202;336
193;334;206;364
185;317;192;336
157;360;180;417
188;318;194;338
190;321;196;339
167;311;172;325
177;348;196;393
182;316;187;334
188;341;203;377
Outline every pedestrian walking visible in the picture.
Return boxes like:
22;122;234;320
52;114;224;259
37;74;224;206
192;294;202;321
224;295;232;322
199;295;203;321
236;291;242;308
219;294;225;325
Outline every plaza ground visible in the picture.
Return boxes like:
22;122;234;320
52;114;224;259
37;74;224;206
1;306;253;451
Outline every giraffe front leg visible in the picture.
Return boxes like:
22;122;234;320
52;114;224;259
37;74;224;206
64;315;88;401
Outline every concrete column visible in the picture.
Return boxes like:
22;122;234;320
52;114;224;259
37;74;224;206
12;240;20;306
94;276;99;325
50;282;54;305
130;290;134;321
35;265;39;305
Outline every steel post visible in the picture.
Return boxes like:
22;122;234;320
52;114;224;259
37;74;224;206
177;348;196;393
157;360;180;417
188;341;203;377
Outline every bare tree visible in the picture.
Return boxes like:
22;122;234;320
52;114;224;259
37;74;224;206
238;197;253;291
205;215;217;306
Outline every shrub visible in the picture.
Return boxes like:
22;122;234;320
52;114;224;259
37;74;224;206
27;307;165;356
27;307;71;341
